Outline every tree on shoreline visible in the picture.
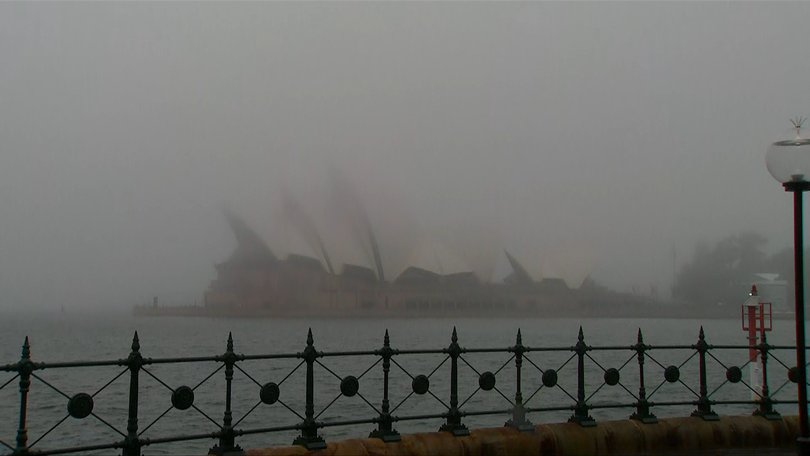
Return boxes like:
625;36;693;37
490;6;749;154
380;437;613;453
672;232;789;307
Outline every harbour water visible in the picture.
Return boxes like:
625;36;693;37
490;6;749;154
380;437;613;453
0;312;803;455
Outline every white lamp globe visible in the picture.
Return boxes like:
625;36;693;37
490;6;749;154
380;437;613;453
766;118;810;184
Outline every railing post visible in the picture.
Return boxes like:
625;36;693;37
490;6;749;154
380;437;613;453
209;332;245;455
293;329;326;450
369;329;400;442
755;331;781;420
569;327;595;426
123;332;142;456
14;337;32;456
439;327;469;436
630;329;657;423
506;329;533;431
691;326;718;420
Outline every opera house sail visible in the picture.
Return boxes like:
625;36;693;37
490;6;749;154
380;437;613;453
197;210;581;317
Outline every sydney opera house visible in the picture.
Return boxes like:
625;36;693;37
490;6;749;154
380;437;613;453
199;209;584;317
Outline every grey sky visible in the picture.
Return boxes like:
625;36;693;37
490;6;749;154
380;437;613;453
1;2;809;311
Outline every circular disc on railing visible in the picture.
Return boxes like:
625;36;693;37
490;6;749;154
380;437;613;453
726;366;742;383
412;375;430;395
664;365;680;383
260;382;280;404
542;369;558;388
341;375;359;397
171;386;195;410
604;368;620;386
789;366;800;383
479;371;496;391
67;393;94;419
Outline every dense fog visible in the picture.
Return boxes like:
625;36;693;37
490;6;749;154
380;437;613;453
1;2;810;311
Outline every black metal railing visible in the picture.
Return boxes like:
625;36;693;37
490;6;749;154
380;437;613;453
0;326;804;456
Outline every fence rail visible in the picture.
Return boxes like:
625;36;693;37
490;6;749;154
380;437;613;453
0;326;804;456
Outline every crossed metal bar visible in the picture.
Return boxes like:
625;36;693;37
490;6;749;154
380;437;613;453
0;326;805;456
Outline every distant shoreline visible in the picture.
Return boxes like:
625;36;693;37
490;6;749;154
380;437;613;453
132;301;779;320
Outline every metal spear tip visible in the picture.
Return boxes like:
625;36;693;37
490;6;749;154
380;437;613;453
227;332;234;350
131;331;140;351
699;326;705;339
791;116;807;135
451;326;458;342
307;328;314;345
578;326;584;341
21;336;30;358
637;328;644;343
516;328;522;345
384;329;390;343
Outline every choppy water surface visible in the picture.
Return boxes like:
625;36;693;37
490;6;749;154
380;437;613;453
0;312;803;455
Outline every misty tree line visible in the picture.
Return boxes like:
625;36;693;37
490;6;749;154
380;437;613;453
672;232;803;307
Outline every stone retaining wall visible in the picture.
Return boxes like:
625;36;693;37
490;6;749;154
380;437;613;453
240;415;798;456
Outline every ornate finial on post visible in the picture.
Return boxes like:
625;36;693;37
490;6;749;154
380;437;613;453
21;336;30;359
755;330;780;420
692;326;718;421
370;328;400;442
124;331;143;456
294;328;325;449
570;326;595;426
16;336;32;453
210;331;244;456
440;325;468;436
506;327;533;432
791;116;807;139
631;328;656;423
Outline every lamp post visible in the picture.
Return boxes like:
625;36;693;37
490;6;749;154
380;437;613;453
766;117;810;455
